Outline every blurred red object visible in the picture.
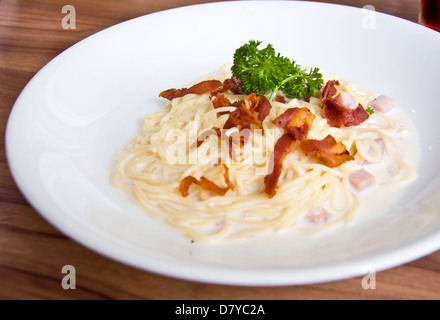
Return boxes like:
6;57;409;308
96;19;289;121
420;0;440;32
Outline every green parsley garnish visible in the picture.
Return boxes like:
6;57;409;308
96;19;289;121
231;40;324;102
366;106;375;115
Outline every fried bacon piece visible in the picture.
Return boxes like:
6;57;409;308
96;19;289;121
218;76;242;95
320;80;370;128
274;96;286;103
323;99;370;128
223;93;272;130
273;107;316;141
160;77;242;101
222;93;271;159
211;93;233;109
254;95;272;124
179;164;234;197
159;80;223;100
264;133;297;198
300;135;354;168
320;80;339;99
224;102;258;130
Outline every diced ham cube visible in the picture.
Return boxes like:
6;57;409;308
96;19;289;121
368;95;394;113
334;91;357;110
349;169;376;192
307;207;331;226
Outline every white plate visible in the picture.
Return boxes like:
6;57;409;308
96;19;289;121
6;1;440;286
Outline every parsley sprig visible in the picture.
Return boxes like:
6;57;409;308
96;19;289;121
231;40;324;102
366;106;375;115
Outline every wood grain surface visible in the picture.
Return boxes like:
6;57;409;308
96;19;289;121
1;0;439;300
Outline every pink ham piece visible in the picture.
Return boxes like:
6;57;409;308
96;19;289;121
307;207;331;226
349;169;375;192
369;95;394;113
333;92;357;110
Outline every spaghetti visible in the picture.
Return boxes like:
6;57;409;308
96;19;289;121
112;67;416;241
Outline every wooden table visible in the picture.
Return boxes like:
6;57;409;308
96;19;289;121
1;0;439;300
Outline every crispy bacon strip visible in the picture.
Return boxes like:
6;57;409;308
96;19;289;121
264;133;297;198
320;80;370;128
323;99;370;128
274;96;286;103
254;95;272;123
222;94;271;159
224;93;272;130
222;164;235;191
219;76;242;95
300;135;354;168
211;93;233;109
159;80;223;100
160;77;242;101
339;104;370;127
273;107;316;141
179;164;234;197
320;80;339;99
224;101;258;130
210;92;235;117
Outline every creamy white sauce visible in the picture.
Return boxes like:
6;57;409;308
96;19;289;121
228;76;420;241
347;106;419;224
113;65;421;242
284;88;420;239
